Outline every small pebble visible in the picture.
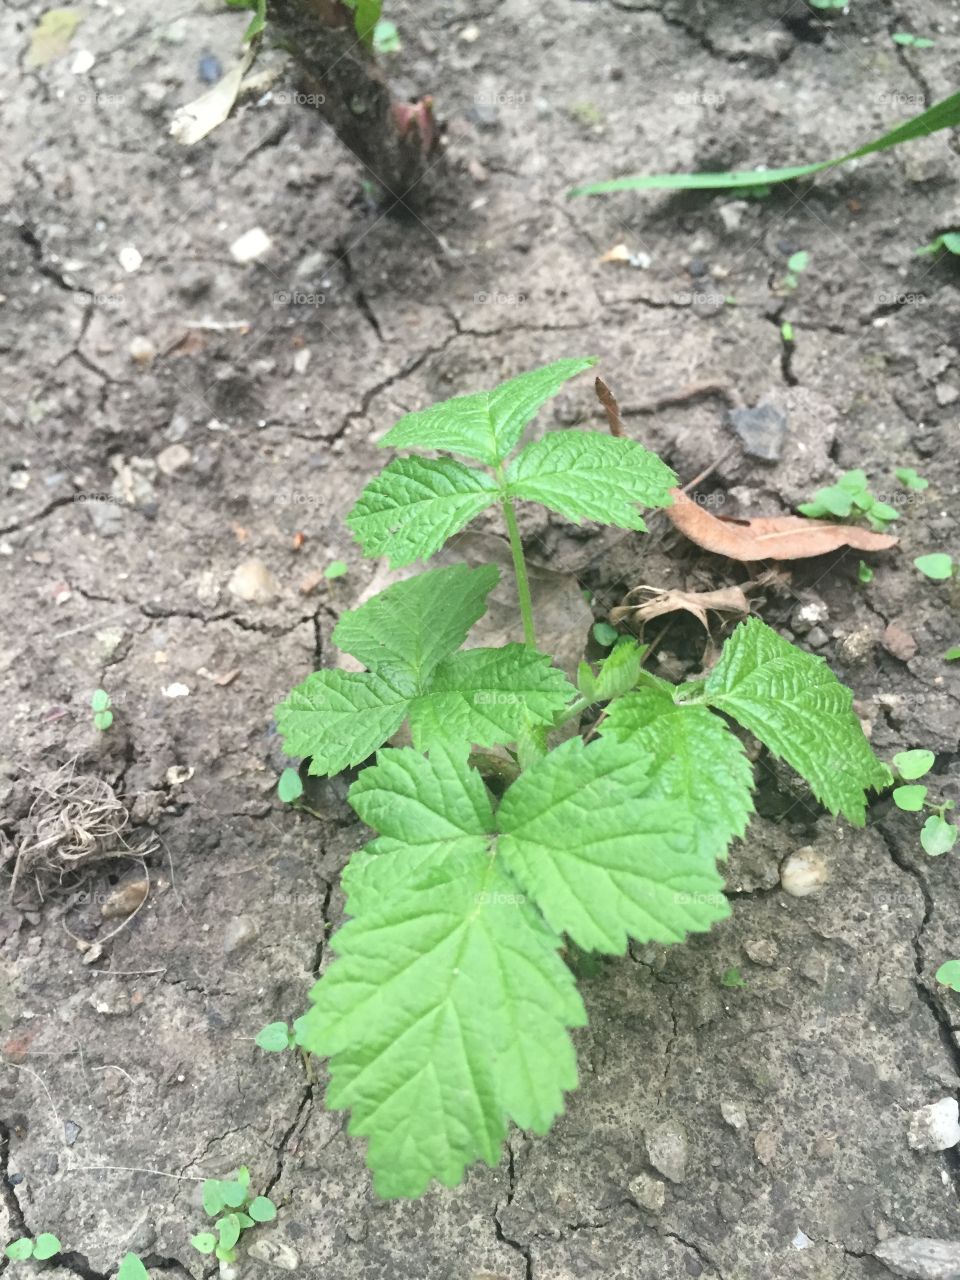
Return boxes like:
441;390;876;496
754;1128;778;1166
806;626;828;649
156;444;191;476
645;1120;687;1184
118;246;142;273
223;915;258;955
63;1120;81;1147
628;1173;666;1212
198;53;222;83
230;227;272;264
780;848;828;897
101;879;149;920
908;1098;960;1153
128;336;156;365
228;558;278;603
744;938;778;967
720;1100;747;1131
883;622;918;662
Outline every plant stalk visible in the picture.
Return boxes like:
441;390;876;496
501;496;537;648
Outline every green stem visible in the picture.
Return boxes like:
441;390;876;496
501;494;537;648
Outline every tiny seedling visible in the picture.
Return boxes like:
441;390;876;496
892;32;935;48
914;553;954;581
570;91;960;197
809;0;846;8
917;232;960;257
255;1021;296;1052
192;1169;277;1264
780;320;795;344
857;560;874;584
592;621;619;648
91;688;113;731
273;358;891;1197
372;17;401;53
945;646;960;661
937;960;960;992
798;469;898;532
891;750;957;856
117;1256;149;1280
5;1235;61;1261
324;560;348;580
277;767;304;804
721;966;748;989
779;249;809;293
895;467;928;491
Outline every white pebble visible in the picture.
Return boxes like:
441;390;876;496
71;49;95;73
908;1098;960;1153
118;245;142;273
162;682;190;698
780;848;828;897
230;227;272;263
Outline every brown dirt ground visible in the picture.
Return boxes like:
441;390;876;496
2;0;960;1277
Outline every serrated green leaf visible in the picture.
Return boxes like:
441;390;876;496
296;754;585;1196
331;564;499;684
893;749;935;780
921;814;957;856
589;638;646;702
202;1180;226;1217
5;1239;34;1261
893;784;927;811
347;456;498;567
936;959;960;991
705;618;891;825
276;669;412;776
408;645;575;750
117;1256;150;1280
506;431;676;529
255;1021;293;1052
248;1196;277;1223
601;687;754;862
498;737;730;953
32;1235;60;1261
380;358;597;465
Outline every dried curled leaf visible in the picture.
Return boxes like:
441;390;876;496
664;488;898;561
611;584;751;631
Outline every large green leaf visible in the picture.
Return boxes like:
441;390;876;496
601;687;754;861
505;431;676;529
296;749;584;1198
380;358;597;466
275;669;412;776
705;617;891;824
331;563;499;684
346;456;498;567
498;737;730;953
570;91;960;196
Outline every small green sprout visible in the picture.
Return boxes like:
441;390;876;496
936;960;960;992
195;1170;277;1264
917;232;960;257
372;17;400;53
921;814;957;857
780;321;794;343
799;470;898;532
592;621;619;648
945;646;960;661
914;553;954;581
781;249;809;292
255;1021;296;1052
117;1257;150;1280
91;688;113;731
892;32;935;48
891;750;957;854
4;1235;62;1262
277;768;304;804
895;467;928;491
857;561;874;584
324;560;348;580
721;966;747;989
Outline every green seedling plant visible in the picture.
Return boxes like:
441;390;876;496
915;553;954;581
117;1257;149;1280
191;1169;277;1264
91;688;113;732
778;250;809;293
273;358;891;1197
896;467;928;491
918;232;960;257
937;960;960;992
893;32;935;48
798;469;898;532
891;750;957;856
4;1235;61;1261
569;91;960;197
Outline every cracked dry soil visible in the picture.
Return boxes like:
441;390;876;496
2;0;960;1276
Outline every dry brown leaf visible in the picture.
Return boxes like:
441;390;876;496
612;584;751;631
664;488;898;560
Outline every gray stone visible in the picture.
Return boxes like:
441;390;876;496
908;1098;960;1153
645;1120;687;1183
628;1173;666;1212
223;915;259;955
247;1237;300;1270
728;403;789;462
874;1236;960;1280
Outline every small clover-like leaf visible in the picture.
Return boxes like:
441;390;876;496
936;960;960;991
191;1233;217;1255
248;1196;277;1223
346;456;498;567
379;357;597;465
5;1239;34;1261
921;814;957;856
277;768;303;804
202;1179;227;1217
893;749;935;780
705;618;891;825
893;784;927;812
91;688;111;712
915;553;953;580
32;1235;61;1261
255;1021;293;1052
117;1256;150;1280
506;431;676;530
218;1214;242;1249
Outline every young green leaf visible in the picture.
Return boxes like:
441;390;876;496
372;17;400;52
893;749;934;780
497;737;730;953
276;669;412;777
347;456;498;567
331;564;499;685
32;1235;61;1261
892;784;927;812
721;966;747;989
895;467;928;491
505;431;676;529
787;250;809;274
117;1256;150;1280
91;688;111;712
5;1239;34;1261
857;561;874;584
704;618;891;825
601;687;754;862
945;647;960;661
918;232;960;256
277;768;303;804
936;960;960;991
248;1196;277;1223
218;1214;242;1249
324;559;348;579
255;1021;293;1052
202;1179;227;1217
914;553;954;580
586;638;646;702
592;621;619;647
379;358;597;466
191;1233;217;1255
94;709;113;731
296;751;585;1196
921;814;957;857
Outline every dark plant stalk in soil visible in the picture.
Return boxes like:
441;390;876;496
268;0;439;200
